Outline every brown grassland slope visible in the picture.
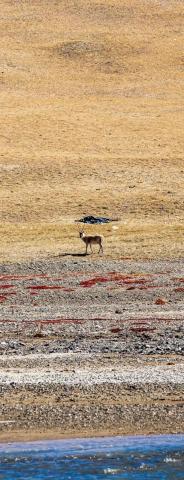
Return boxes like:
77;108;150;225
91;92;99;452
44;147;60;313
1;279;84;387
0;0;183;261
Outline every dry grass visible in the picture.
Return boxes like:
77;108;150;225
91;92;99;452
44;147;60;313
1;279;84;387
0;0;183;262
0;221;183;263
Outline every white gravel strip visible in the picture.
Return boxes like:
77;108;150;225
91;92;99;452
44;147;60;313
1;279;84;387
0;364;184;386
0;352;94;362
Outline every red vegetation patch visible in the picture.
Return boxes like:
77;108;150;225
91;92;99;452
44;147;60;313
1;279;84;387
0;318;18;323
119;279;148;285
0;291;17;296
40;316;106;322
109;274;151;284
110;327;122;333
155;298;167;305
80;276;110;287
107;283;159;292
80;273;152;288
0;317;84;325
27;285;64;290
174;287;184;293
39;318;84;325
0;284;15;289
130;327;155;334
0;295;6;302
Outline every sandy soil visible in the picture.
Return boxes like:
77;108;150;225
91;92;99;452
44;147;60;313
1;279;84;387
0;0;183;261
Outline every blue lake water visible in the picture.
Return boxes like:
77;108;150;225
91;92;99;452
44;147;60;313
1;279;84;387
0;435;184;479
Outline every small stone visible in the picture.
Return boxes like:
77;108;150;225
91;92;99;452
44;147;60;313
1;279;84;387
0;342;8;349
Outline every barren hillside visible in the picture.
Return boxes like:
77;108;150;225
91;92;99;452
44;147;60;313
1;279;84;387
0;0;183;261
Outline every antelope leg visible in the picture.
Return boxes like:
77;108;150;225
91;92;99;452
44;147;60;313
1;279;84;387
99;244;103;254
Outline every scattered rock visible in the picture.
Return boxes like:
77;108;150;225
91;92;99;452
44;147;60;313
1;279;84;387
75;215;119;224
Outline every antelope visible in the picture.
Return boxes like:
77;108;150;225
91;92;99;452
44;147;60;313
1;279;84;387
79;230;103;255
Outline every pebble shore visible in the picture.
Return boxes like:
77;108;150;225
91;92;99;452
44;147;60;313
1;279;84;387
0;257;183;440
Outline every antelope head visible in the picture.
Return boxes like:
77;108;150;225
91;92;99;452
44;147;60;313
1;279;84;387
79;229;85;239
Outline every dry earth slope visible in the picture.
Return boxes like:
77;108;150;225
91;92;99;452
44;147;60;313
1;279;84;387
0;0;183;261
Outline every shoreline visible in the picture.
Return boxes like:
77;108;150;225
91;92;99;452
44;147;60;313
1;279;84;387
1;434;184;452
1;428;184;445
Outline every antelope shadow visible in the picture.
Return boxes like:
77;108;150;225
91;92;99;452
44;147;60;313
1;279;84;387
55;252;89;258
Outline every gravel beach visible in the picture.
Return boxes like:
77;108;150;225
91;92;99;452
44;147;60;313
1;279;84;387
0;257;184;441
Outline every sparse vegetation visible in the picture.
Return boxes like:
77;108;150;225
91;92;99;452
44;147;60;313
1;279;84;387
0;0;183;261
